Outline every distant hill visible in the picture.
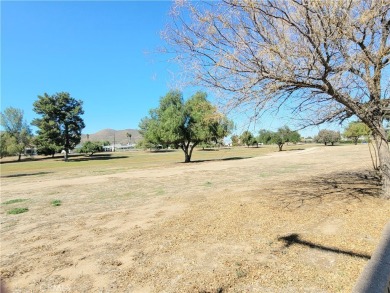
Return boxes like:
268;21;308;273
81;129;142;145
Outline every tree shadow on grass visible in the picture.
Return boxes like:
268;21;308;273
1;171;53;178
278;233;371;259
68;154;128;162
265;170;381;209
0;154;87;164
187;156;252;164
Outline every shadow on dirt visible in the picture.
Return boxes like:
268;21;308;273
264;170;381;209
278;233;371;259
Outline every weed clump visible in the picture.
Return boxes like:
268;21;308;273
7;208;28;215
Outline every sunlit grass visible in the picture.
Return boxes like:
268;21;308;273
0;144;315;178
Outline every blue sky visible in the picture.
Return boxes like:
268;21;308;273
1;1;362;138
2;1;183;135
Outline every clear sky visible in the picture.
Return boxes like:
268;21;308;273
1;1;357;138
1;0;184;135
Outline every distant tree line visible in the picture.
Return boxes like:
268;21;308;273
0;91;382;163
229;120;379;151
231;126;301;151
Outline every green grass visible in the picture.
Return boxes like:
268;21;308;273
51;200;62;206
2;198;28;205
7;207;28;215
0;145;315;178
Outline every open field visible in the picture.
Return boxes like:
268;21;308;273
1;145;389;292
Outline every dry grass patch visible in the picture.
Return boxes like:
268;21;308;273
0;145;389;292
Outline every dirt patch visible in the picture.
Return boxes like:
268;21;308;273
1;145;389;292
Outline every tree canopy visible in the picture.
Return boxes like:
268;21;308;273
0;107;32;161
165;0;390;198
79;141;108;156
271;126;301;151
32;92;85;160
139;90;233;162
258;129;274;145
314;130;341;146
344;121;371;145
240;130;255;147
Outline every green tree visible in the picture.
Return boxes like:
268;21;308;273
271;126;301;151
0;133;16;158
79;141;106;156
32;92;85;161
0;107;32;161
314;130;341;146
344;122;370;145
230;134;240;146
258;129;274;145
240;130;254;147
139;90;233;162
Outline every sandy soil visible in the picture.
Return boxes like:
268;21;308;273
1;145;389;292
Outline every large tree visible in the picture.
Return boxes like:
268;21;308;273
258;129;274;145
0;107;32;161
271;126;301;151
32;92;85;161
240;130;254;147
139;90;233;162
165;0;390;198
315;129;341;146
344;121;371;145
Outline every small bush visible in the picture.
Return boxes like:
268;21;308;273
51;200;62;206
7;207;28;215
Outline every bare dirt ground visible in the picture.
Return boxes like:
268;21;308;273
1;145;389;292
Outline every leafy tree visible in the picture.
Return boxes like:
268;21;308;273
165;1;390;197
240;130;254;147
79;141;106;156
0;107;32;161
344;122;371;145
0;133;15;158
139;90;233;162
271;126;301;151
258;129;274;145
230;134;240;146
32;92;85;161
314;130;341;146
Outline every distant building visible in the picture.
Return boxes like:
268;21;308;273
102;143;136;152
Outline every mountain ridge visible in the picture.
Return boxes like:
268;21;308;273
81;128;142;145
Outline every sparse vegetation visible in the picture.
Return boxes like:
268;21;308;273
2;198;28;205
51;200;62;206
7;207;28;214
1;145;389;292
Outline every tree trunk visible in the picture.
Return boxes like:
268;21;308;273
18;153;22;161
184;151;191;163
375;135;390;199
181;143;191;163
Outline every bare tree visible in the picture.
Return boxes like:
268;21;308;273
164;0;390;198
